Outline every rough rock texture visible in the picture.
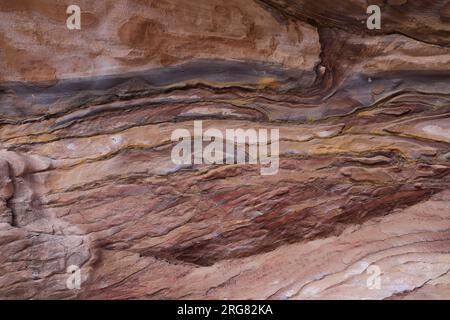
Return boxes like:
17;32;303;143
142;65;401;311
0;0;449;299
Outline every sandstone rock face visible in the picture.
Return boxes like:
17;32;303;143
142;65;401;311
0;0;449;299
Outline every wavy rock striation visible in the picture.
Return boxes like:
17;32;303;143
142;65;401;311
0;0;449;299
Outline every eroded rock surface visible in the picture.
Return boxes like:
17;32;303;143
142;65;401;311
0;0;449;299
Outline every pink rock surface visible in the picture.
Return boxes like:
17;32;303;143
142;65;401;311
0;0;449;299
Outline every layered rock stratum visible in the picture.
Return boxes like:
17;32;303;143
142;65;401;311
0;0;449;299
